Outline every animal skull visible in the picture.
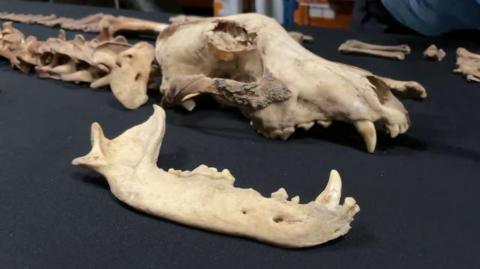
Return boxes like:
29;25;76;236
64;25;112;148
155;14;427;152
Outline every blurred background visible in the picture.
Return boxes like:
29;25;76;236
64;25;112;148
7;0;357;28
3;0;480;37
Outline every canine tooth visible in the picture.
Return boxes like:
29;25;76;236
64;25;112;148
297;122;314;131
317;120;331;128
291;195;300;203
271;187;288;200
354;121;377;153
316;170;342;209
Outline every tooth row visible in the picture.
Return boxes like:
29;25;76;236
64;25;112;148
167;165;235;181
257;119;333;141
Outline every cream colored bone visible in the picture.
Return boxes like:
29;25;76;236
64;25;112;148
454;48;480;82
423;44;445;61
155;14;427;153
338;39;411;60
72;105;359;248
0;12;169;35
0;23;156;109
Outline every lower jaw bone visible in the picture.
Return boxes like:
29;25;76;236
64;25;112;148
72;105;360;248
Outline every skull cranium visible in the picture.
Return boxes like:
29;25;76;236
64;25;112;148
155;14;427;153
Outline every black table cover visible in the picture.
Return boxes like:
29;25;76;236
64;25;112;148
0;1;479;268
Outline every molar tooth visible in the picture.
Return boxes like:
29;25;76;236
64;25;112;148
291;195;300;203
271;187;288;200
387;124;400;138
354;120;377;153
317;120;331;128
297;122;314;131
221;169;235;181
344;197;360;215
315;170;342;209
279;127;295;140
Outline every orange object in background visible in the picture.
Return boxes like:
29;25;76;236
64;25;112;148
294;0;354;28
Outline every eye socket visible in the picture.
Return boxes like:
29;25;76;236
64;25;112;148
134;73;141;81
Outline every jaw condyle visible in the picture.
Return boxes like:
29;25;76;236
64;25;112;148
72;105;360;248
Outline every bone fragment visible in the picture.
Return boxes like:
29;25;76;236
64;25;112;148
72;105;359;248
338;39;410;60
454;48;480;83
423;44;445;61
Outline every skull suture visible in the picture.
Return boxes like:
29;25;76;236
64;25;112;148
155;13;427;153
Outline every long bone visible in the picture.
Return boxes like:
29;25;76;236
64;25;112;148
72;105;360;248
338;39;411;60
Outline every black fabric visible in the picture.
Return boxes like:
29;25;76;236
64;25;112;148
0;1;479;268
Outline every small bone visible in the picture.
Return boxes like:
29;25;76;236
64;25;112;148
454;48;480;83
72;105;359;248
338;39;410;60
423;44;446;61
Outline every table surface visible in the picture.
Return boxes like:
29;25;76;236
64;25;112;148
0;1;479;268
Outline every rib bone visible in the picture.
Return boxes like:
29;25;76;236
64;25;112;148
72;105;360;248
338;39;410;60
